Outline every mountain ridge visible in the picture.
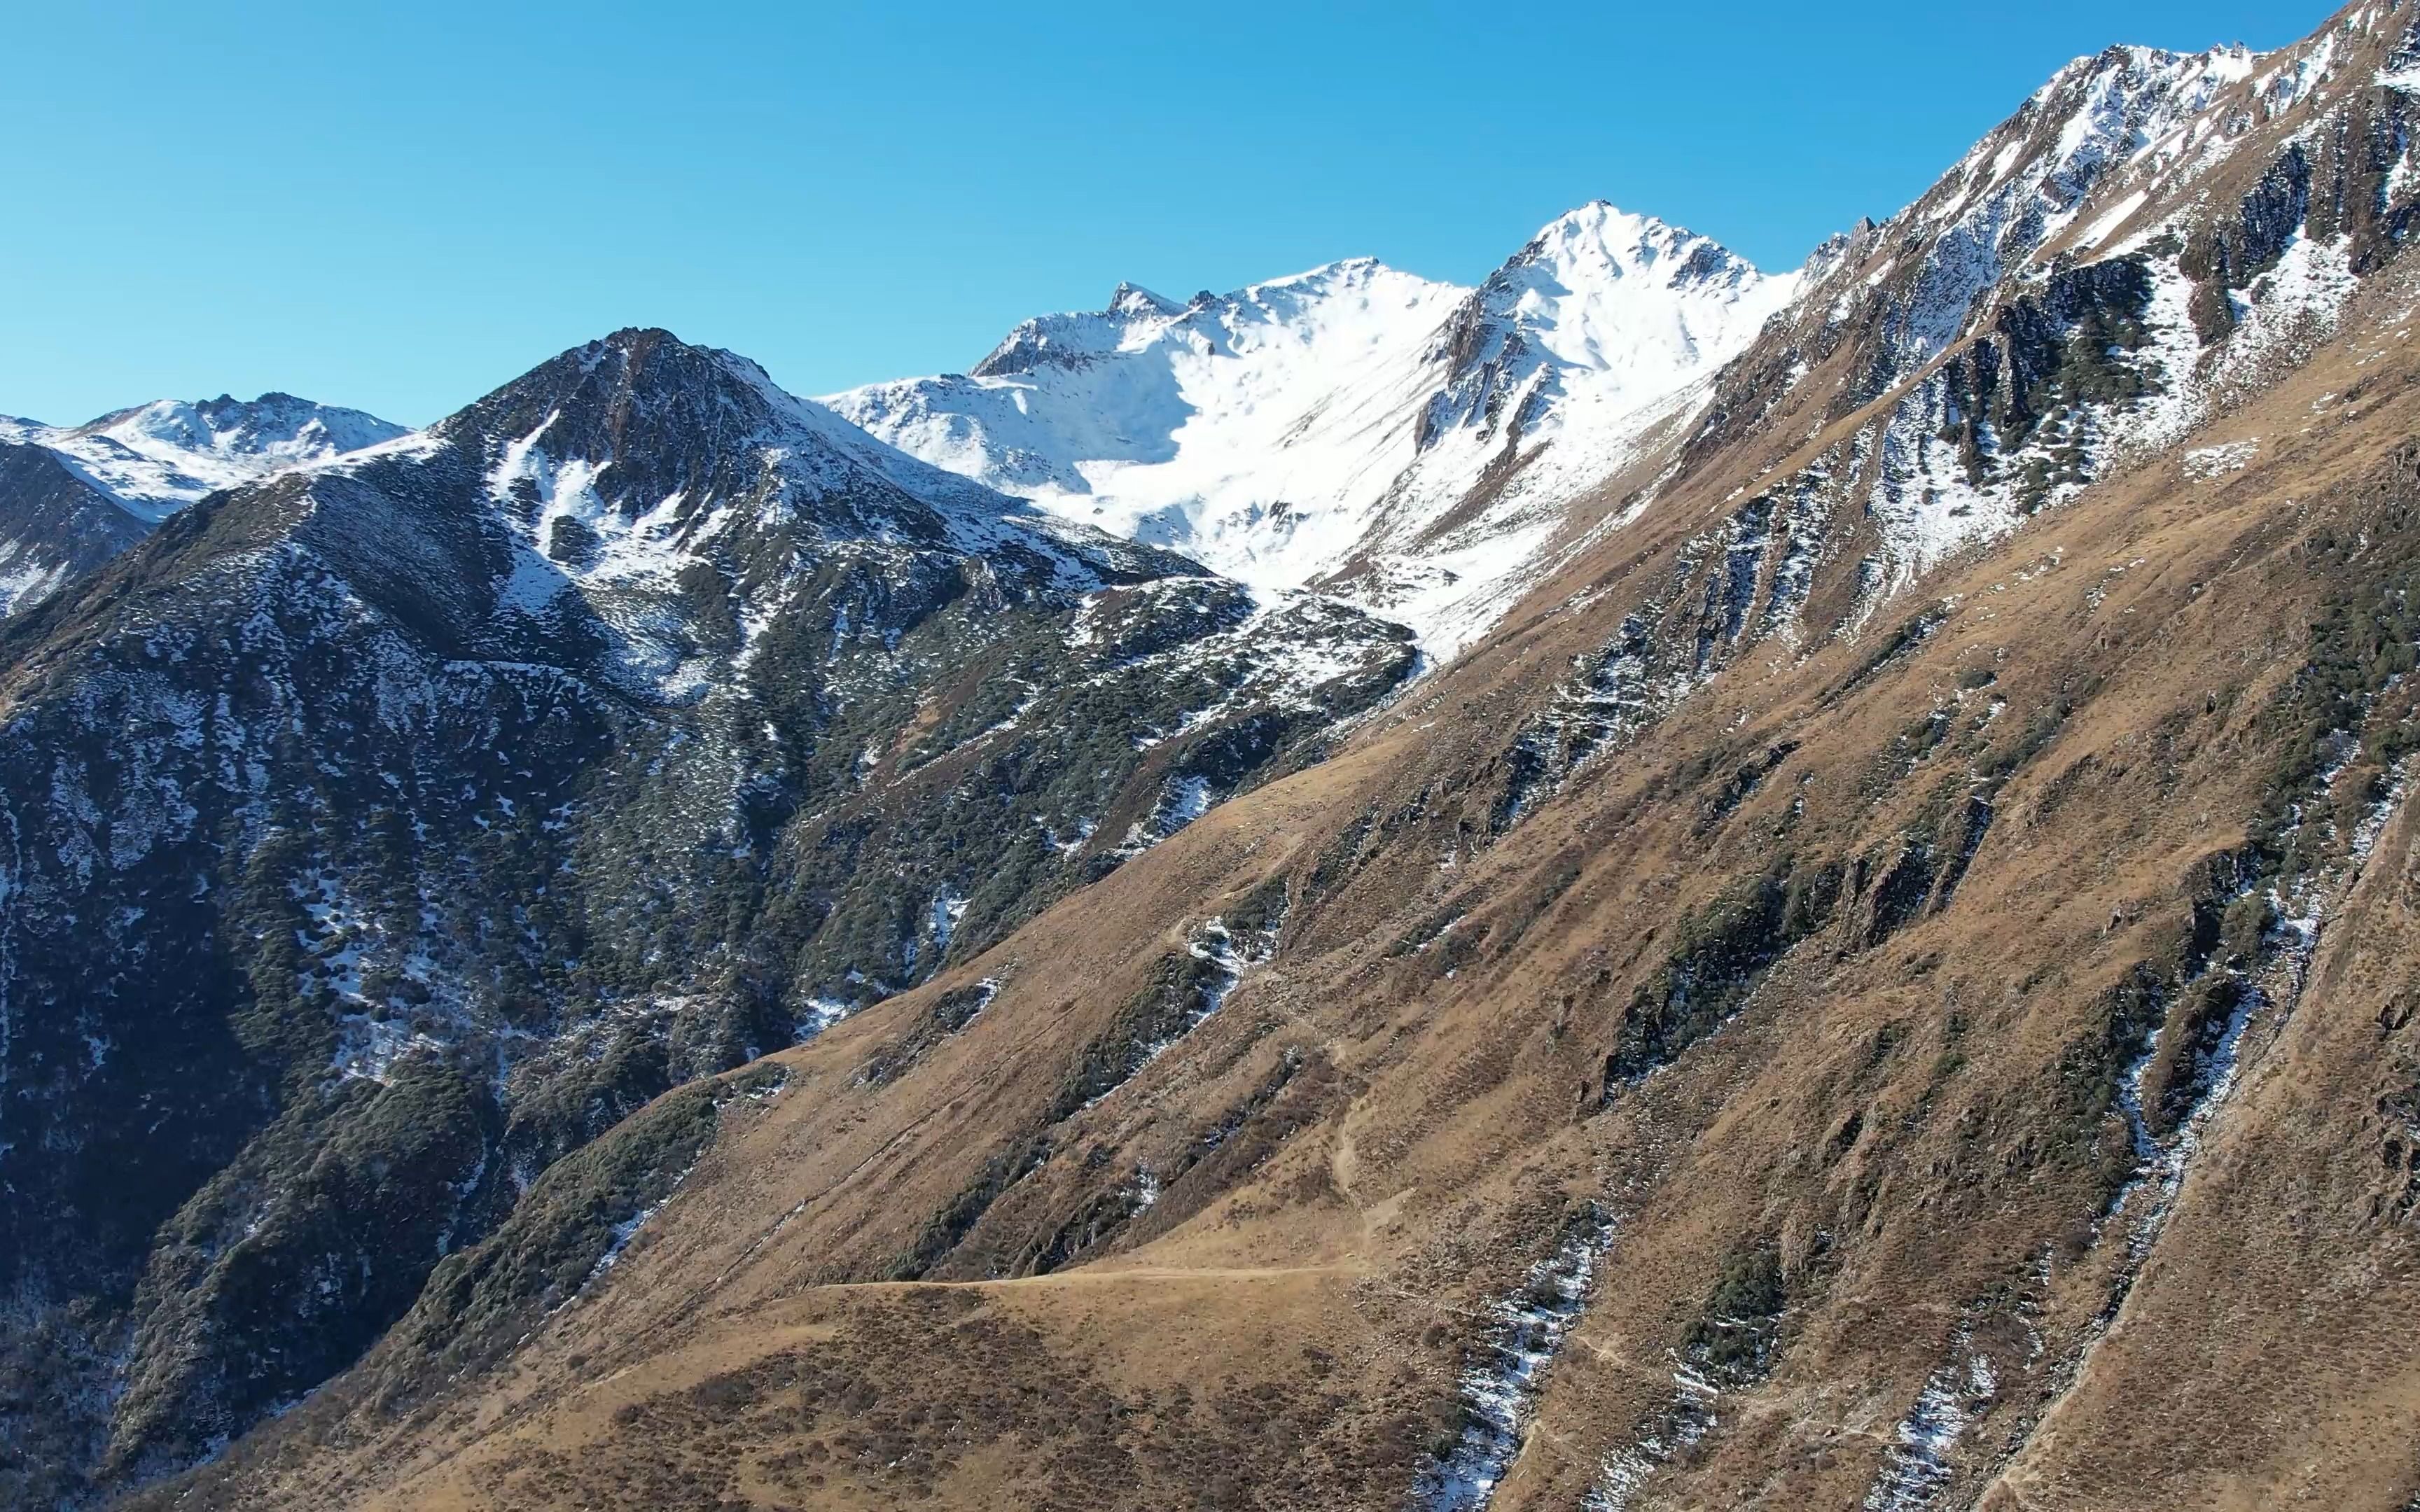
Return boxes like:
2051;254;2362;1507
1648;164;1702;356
0;389;407;618
828;206;1796;656
0;324;1416;1504
17;3;2420;1508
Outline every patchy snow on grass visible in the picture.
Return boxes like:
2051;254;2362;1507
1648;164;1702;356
2183;438;2260;477
1860;1331;2001;1510
1583;1365;1721;1512
1421;1212;1618;1511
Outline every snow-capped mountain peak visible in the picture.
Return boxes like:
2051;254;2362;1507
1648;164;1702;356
831;211;1796;657
85;391;405;468
830;258;1468;580
1106;281;1186;319
0;388;410;617
1424;202;1797;451
0;391;408;524
1513;201;1768;295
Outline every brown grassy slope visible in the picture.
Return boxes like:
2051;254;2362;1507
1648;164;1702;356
138;8;2420;1501
139;221;2420;1511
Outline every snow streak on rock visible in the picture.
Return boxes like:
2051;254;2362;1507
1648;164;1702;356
1129;913;1277;1078
1886;43;2275;374
1418;1211;1615;1511
1860;1331;2001;1511
1491;487;1827;832
2018;749;2414;1477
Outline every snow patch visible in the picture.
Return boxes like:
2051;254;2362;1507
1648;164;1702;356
2183;439;2260;477
1423;1212;1618;1511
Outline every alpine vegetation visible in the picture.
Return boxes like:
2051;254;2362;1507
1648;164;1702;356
13;4;2420;1510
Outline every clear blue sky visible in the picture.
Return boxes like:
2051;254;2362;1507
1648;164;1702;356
2;1;2327;426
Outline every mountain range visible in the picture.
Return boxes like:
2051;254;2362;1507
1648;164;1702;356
0;395;405;615
829;204;1797;654
8;4;2420;1509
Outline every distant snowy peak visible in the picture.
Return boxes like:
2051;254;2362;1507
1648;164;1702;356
1106;281;1188;319
967;258;1431;379
830;255;1468;509
828;257;1468;589
968;279;1204;377
86;392;406;467
3;391;408;522
1509;202;1774;306
0;389;408;617
1423;202;1798;452
830;214;1800;656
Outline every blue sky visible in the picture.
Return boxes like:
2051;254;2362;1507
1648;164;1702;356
3;1;2325;426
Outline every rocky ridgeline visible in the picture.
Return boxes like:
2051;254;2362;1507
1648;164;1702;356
0;393;408;617
0;330;1412;1504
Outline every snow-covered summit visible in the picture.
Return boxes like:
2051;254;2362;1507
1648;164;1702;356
830;210;1797;655
0;389;409;618
1421;202;1800;456
829;256;1466;584
0;391;408;522
1105;281;1188;321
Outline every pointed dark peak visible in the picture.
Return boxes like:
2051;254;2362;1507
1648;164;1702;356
191;391;301;426
440;328;792;516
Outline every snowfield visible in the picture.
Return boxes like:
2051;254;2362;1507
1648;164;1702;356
1;393;408;520
830;204;1798;657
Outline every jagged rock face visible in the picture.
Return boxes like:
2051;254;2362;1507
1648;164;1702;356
0;328;1414;1504
1674;4;2420;626
829;216;1793;657
0;392;407;620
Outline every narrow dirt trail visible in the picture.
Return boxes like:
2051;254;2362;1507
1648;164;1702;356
809;1261;1364;1294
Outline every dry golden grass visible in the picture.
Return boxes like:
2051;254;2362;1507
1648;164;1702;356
141;20;2420;1502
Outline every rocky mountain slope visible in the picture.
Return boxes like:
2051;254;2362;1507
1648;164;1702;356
23;2;2420;1508
0;393;405;615
830;205;1797;655
0;330;1412;1506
